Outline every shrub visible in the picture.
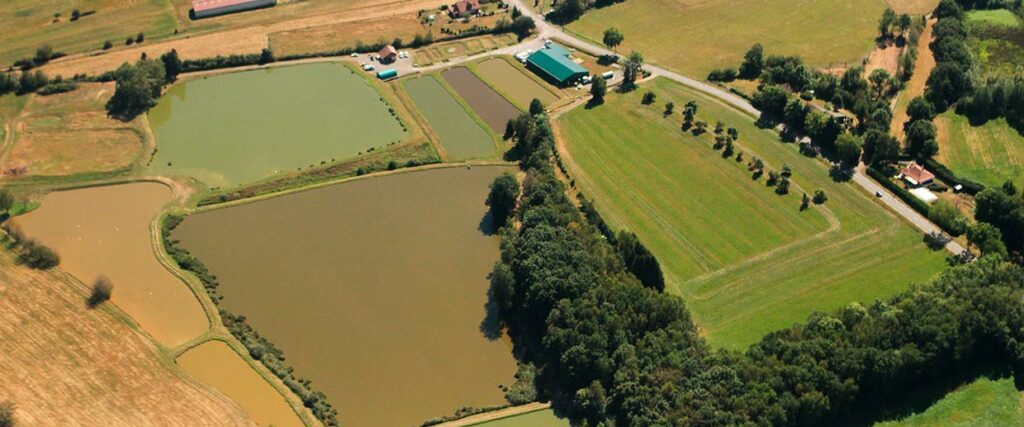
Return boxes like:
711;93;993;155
87;276;113;308
813;189;828;204
0;400;14;427
19;240;60;269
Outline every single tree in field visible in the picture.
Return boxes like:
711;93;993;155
693;120;708;135
683;101;698;122
642;91;656;105
664;101;675;116
621;51;644;90
0;400;14;427
529;98;544;116
714;121;724;134
801;193;810;210
102;40;113;50
603;27;624;52
135;32;145;44
813;189;828;204
88;276;114;308
776;176;790;195
486;172;521;228
589;75;607;104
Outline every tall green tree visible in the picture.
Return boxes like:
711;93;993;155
486;172;521;228
602;27;624;52
835;132;863;167
590;75;607;103
739;43;765;78
879;8;897;39
160;49;182;83
621;51;644;90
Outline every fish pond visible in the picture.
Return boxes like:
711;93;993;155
147;63;406;188
441;67;521;134
172;166;517;427
403;75;495;160
14;182;208;346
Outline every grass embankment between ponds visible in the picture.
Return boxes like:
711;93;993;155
557;77;947;349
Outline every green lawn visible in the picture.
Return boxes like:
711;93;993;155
565;0;887;78
558;78;947;349
471;409;568;427
0;0;179;65
967;9;1022;27
876;377;1023;427
936;111;1024;188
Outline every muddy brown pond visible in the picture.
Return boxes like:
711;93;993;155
172;166;517;427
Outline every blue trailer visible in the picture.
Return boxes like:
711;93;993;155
376;69;398;80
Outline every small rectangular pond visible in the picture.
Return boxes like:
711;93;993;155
147;63;406;188
403;75;496;160
442;67;522;134
171;166;517;427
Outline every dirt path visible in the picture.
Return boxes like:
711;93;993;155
435;403;552;427
890;18;936;138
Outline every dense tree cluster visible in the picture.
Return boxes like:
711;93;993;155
975;181;1024;255
925;0;975;111
105;57;166;120
488;102;1024;426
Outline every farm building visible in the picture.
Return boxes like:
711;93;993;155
900;162;935;187
377;69;398;80
450;0;481;18
526;44;589;86
378;45;398;64
192;0;275;18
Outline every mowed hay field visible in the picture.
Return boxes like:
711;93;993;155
936;112;1024;188
0;0;178;65
475;58;561;108
558;78;947;348
0;248;251;425
1;84;146;179
876;377;1024;426
268;12;425;57
566;0;921;78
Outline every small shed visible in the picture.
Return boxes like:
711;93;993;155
377;69;398;80
900;162;935;187
378;45;398;64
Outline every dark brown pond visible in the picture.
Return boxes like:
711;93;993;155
172;166;517;427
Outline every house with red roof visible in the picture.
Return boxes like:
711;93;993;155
900;162;935;187
450;0;481;18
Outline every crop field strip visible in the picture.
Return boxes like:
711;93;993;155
442;67;522;133
403;75;497;160
935;112;1024;188
558;78;946;349
566;0;900;78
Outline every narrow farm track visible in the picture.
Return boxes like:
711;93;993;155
434;403;552;427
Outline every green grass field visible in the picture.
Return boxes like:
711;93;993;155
0;0;179;65
967;9;1022;27
472;409;568;427
558;78;947;348
565;0;887;78
936;111;1024;188
876;377;1023;427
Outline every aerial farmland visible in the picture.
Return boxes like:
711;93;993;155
1;0;1022;426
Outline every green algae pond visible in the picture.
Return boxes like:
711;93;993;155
403;75;496;160
171;166;517;427
147;63;405;188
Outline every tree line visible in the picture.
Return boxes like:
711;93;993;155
487;92;1024;426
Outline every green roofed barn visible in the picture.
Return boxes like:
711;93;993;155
526;44;589;86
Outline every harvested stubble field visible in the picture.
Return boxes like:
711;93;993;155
566;0;917;78
442;66;522;133
269;12;425;57
936;112;1024;188
1;84;146;179
0;247;250;425
474;57;561;108
557;78;946;349
0;0;178;65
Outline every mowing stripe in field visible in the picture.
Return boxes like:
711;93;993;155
442;67;522;134
935;112;1024;188
403;75;496;160
558;78;947;349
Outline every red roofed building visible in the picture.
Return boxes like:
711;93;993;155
378;45;398;64
900;162;935;187
192;0;275;19
450;0;481;18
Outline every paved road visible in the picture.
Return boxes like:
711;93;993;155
504;0;965;255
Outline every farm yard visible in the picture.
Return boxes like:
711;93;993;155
1;84;147;180
565;0;908;78
176;340;302;427
148;63;407;188
0;248;252;426
171;166;517;427
12;182;209;347
475;57;561;108
935;112;1024;188
558;78;946;348
412;34;519;66
442;67;522;133
404;75;497;159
